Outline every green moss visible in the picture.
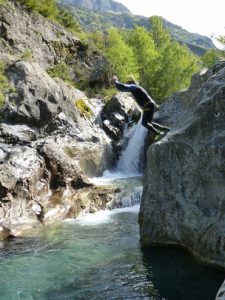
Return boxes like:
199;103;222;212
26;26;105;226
0;93;5;107
21;49;33;61
63;146;77;158
75;98;93;119
0;0;6;5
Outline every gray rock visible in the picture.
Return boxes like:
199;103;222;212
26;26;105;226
101;93;141;139
139;61;225;269
0;144;48;230
216;280;225;300
0;123;37;144
101;93;141;160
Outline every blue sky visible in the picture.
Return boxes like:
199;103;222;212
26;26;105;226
117;0;225;40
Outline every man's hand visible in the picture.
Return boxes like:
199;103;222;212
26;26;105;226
111;75;118;83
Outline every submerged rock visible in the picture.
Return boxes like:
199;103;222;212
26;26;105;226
0;225;11;240
140;61;225;269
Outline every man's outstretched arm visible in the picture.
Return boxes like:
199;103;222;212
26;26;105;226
112;75;136;92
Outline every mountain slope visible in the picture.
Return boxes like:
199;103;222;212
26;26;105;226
60;0;130;13
59;0;215;55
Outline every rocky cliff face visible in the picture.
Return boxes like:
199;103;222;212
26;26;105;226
0;0;110;87
0;1;140;239
139;61;225;269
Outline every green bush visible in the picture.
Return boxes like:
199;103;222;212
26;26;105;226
18;0;57;18
201;49;221;68
48;62;73;84
18;0;80;34
75;98;93;119
0;61;10;108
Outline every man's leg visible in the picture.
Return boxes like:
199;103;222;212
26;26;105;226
152;121;171;131
142;110;159;134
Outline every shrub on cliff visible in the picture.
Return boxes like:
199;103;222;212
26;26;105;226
48;62;73;85
0;61;10;108
17;0;80;33
201;49;224;68
56;7;80;33
17;0;57;18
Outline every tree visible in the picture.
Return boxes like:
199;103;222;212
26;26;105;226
104;28;139;81
154;41;199;99
147;17;199;100
126;26;158;93
149;16;170;49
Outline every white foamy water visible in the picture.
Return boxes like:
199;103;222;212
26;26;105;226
116;120;147;175
72;204;140;226
90;170;141;185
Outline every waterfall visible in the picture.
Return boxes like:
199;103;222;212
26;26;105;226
93;120;147;184
90;120;146;206
116;120;147;175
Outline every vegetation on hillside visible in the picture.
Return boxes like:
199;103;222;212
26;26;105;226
12;1;225;103
17;0;80;32
200;34;225;68
62;3;214;54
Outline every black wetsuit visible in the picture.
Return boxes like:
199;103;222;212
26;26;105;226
114;80;167;134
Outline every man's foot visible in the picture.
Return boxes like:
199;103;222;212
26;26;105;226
163;126;171;131
154;131;165;142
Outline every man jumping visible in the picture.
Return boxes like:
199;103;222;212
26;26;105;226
112;75;170;138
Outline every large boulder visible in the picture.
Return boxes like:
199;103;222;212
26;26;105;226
101;93;141;140
101;93;141;159
139;61;225;269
